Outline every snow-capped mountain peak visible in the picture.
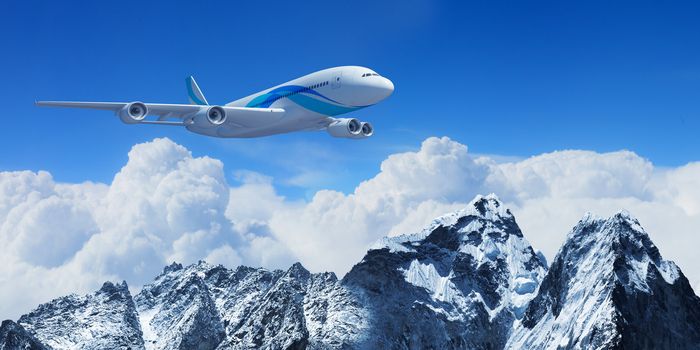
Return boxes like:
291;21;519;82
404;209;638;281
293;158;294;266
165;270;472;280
371;194;545;314
346;194;547;349
509;211;700;349
564;210;680;289
372;193;516;253
420;193;512;232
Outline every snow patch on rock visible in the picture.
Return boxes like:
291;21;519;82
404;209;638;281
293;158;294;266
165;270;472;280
401;260;457;302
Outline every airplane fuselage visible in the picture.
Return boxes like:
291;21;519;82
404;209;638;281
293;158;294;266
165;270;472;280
189;66;394;138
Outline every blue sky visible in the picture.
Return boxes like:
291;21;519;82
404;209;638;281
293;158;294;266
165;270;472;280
2;0;699;198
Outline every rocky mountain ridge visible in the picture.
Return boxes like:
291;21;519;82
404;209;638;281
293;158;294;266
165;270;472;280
2;194;699;350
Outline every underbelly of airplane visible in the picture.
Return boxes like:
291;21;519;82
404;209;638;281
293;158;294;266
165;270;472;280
214;106;328;138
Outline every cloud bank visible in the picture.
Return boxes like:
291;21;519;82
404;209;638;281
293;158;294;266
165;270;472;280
1;137;698;320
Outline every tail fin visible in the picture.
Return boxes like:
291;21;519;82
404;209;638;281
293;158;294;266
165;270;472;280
186;76;209;105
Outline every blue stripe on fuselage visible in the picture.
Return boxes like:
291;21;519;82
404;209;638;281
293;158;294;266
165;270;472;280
288;94;363;116
245;85;368;116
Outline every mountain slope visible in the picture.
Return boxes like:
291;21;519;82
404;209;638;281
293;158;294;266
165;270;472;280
508;211;700;349
0;320;48;350
135;262;225;350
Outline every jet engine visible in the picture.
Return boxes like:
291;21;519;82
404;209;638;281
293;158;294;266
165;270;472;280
191;106;227;127
327;118;362;138
118;102;148;124
358;122;373;137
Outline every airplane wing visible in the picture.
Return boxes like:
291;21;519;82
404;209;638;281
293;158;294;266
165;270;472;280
35;101;285;128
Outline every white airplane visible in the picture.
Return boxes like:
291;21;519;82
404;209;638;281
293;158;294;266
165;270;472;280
36;66;394;139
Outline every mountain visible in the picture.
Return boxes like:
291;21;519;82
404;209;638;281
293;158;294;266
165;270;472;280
3;194;699;350
15;281;144;350
343;194;547;349
507;211;700;349
133;260;366;350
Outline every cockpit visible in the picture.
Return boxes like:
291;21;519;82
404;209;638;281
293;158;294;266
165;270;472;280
337;66;393;106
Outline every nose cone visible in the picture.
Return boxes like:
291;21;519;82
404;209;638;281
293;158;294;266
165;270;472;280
346;72;395;106
378;77;394;99
362;77;393;105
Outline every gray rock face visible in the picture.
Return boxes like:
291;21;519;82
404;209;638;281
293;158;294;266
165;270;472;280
0;320;48;350
133;260;358;350
17;281;143;350
303;272;369;349
222;263;310;349
135;262;225;350
4;195;700;350
508;212;700;350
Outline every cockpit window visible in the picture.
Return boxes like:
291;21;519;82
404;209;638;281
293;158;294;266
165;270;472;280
362;73;380;77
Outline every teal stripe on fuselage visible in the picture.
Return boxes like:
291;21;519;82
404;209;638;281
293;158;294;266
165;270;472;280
247;94;272;108
245;87;367;116
287;94;362;116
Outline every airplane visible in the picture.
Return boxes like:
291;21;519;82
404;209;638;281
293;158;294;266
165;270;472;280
36;66;394;139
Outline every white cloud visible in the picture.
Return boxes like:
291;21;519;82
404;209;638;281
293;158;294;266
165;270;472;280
0;139;250;320
259;137;700;292
1;136;699;321
651;163;700;216
492;149;654;200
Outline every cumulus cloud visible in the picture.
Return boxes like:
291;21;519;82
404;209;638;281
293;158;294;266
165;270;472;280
1;136;699;321
0;139;247;320
265;137;492;272
257;137;700;288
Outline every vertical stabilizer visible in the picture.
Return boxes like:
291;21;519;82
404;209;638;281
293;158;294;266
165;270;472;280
186;76;209;105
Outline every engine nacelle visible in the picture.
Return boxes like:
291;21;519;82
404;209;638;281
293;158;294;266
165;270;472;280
118;102;148;124
327;118;362;138
357;122;373;138
191;106;227;127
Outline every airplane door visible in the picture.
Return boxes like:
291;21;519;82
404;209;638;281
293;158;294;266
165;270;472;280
331;72;342;89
